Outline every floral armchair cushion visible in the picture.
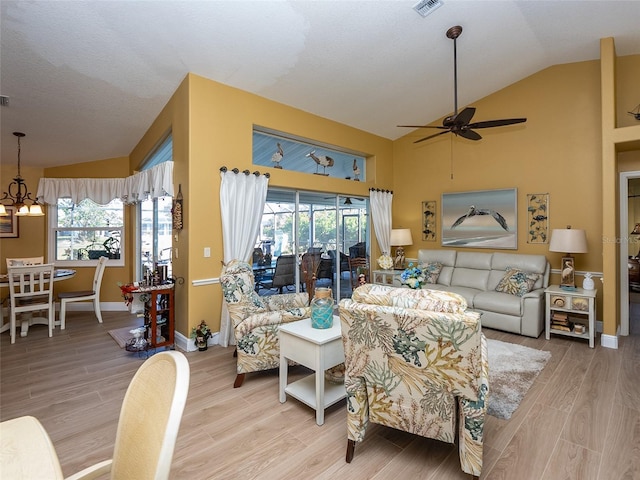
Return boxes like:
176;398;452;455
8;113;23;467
339;295;488;477
220;260;311;379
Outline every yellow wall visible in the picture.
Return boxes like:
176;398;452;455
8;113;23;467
393;59;602;267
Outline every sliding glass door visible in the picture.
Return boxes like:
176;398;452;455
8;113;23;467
255;189;369;300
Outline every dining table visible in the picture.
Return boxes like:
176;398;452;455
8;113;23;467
0;268;76;338
0;415;64;479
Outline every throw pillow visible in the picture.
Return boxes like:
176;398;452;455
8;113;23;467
419;262;443;284
495;267;540;297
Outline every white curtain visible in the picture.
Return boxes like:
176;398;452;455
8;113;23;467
370;189;393;257
36;162;174;205
218;169;269;347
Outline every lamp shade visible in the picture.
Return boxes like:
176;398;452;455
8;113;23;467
390;228;413;246
549;227;588;254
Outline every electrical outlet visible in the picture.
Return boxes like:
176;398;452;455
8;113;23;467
204;247;211;258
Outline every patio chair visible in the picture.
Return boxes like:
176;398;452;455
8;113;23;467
259;254;297;293
348;256;369;289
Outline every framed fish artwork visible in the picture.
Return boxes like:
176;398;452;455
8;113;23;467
527;193;549;243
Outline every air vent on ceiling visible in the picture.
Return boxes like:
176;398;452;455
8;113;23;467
413;0;443;17
0;95;9;107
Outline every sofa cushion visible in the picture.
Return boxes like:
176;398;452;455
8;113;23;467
417;249;456;286
491;252;548;289
495;267;541;297
419;262;443;284
450;252;492;290
474;291;523;316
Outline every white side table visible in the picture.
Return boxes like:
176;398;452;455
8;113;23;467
545;285;597;348
372;269;403;287
279;317;346;425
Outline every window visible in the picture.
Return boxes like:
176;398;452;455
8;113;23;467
49;198;124;267
138;196;173;280
252;127;367;180
135;133;173;281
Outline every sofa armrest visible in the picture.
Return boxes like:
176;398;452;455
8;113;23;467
521;288;544;300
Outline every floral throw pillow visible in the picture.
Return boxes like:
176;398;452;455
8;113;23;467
419;262;443;284
495;267;540;297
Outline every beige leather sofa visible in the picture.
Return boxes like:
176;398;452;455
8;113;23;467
416;249;550;337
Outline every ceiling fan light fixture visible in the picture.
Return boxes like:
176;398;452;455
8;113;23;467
413;0;443;18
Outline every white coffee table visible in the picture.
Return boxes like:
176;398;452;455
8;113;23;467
279;316;346;425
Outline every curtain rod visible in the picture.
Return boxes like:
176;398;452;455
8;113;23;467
369;187;393;193
219;166;270;178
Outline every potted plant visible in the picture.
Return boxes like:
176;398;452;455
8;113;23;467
190;320;211;351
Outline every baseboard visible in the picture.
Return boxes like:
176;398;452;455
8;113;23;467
175;330;218;352
600;333;618;349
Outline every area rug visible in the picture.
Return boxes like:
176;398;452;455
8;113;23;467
108;326;138;348
487;338;551;420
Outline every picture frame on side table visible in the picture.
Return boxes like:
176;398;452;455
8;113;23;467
0;206;19;238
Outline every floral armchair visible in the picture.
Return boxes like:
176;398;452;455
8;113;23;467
338;284;489;479
220;260;311;387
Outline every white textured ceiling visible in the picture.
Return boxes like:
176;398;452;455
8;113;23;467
1;0;639;168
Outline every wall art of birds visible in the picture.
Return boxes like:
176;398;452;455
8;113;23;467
271;142;284;169
352;158;361;181
451;205;509;231
306;150;334;175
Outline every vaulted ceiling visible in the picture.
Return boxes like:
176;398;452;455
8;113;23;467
1;0;639;168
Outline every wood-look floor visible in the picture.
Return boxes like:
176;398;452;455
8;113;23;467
1;310;639;479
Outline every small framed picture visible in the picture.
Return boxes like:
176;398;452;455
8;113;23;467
550;295;566;308
0;206;19;238
560;257;575;288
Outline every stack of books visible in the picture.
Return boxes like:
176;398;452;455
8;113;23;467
551;312;573;332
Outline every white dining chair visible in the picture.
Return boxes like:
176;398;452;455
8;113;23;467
6;256;45;268
2;258;45;326
7;263;56;344
58;256;108;329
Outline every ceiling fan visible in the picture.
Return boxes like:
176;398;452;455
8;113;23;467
399;25;526;144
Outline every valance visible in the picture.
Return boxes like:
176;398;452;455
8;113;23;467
36;161;173;205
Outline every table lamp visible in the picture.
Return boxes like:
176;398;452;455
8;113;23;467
549;226;588;290
390;228;413;270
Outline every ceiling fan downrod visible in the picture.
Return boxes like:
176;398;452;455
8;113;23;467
446;25;463;118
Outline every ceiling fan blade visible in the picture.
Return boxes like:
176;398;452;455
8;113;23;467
414;130;450;144
398;124;448;130
458;129;482;141
468;118;527;129
451;107;476;126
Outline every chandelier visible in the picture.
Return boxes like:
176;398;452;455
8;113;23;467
0;132;44;217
